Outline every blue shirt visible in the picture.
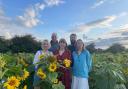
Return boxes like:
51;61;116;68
72;49;92;78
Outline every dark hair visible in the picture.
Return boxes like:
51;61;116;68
70;33;77;37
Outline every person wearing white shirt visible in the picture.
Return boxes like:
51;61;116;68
33;39;52;89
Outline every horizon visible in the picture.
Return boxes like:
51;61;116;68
0;0;128;49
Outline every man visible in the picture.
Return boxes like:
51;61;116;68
49;33;59;52
68;34;77;53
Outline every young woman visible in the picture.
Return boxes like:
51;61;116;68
71;39;92;89
53;38;72;89
33;40;52;89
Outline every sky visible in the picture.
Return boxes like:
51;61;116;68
0;0;128;48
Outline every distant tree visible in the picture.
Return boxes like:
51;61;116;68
86;43;96;53
10;35;41;53
96;48;104;53
106;43;126;53
0;37;10;53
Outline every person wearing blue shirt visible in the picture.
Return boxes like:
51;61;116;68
71;39;92;89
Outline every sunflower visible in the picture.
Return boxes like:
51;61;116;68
63;59;71;68
23;85;27;89
52;79;58;84
37;68;46;79
38;54;45;60
4;76;20;89
47;55;57;63
21;69;29;81
48;63;57;72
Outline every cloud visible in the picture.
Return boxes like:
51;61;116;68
70;11;128;34
17;0;65;28
94;24;128;49
110;24;128;36
70;15;117;33
0;0;65;38
17;6;42;28
91;0;122;9
91;0;106;9
45;0;65;6
0;8;31;39
118;12;128;17
94;36;128;49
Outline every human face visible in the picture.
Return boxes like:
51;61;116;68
51;33;57;41
41;41;50;51
59;40;67;49
76;40;84;51
70;34;77;44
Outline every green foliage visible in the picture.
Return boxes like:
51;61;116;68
90;52;128;89
0;52;128;89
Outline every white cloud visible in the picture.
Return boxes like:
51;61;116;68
91;23;128;49
0;8;32;39
97;24;128;40
0;0;65;38
118;12;128;17
91;0;106;9
45;0;65;6
91;0;122;9
70;15;117;33
17;6;42;28
17;0;65;28
4;32;12;39
35;3;46;10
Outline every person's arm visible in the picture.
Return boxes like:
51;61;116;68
86;50;92;72
33;51;40;70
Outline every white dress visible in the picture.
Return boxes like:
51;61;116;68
71;76;89;89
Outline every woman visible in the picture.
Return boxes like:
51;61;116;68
33;40;52;89
71;39;92;89
54;38;72;89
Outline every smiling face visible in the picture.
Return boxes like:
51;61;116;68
76;39;84;51
41;40;50;51
59;39;67;49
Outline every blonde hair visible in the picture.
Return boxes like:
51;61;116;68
76;39;85;51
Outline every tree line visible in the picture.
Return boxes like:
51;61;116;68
0;35;127;53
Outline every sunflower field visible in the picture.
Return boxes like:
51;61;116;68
0;52;128;89
0;53;71;89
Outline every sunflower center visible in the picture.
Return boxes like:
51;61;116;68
51;66;55;69
9;80;16;86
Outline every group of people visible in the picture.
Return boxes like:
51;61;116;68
33;33;92;89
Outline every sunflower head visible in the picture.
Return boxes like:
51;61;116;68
63;59;71;68
48;63;57;72
38;54;45;60
4;76;20;89
37;68;46;79
21;69;29;81
47;55;57;63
